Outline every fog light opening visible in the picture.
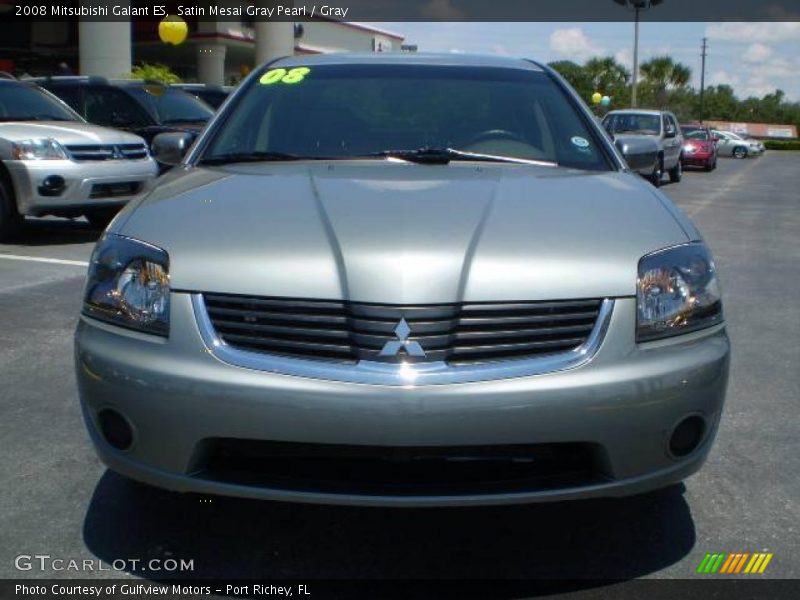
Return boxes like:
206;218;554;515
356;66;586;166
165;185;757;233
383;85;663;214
39;175;66;197
98;409;134;451
669;415;706;458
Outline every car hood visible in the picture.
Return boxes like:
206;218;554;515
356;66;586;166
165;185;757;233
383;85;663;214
118;162;691;303
0;121;146;145
612;132;661;144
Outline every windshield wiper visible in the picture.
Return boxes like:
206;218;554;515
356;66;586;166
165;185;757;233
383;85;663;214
365;147;557;167
0;115;74;122
198;151;326;165
162;117;209;124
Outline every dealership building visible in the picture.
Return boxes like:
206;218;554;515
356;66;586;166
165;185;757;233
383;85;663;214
0;1;406;84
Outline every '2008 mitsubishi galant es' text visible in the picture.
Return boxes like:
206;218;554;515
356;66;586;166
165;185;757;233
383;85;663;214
75;54;729;507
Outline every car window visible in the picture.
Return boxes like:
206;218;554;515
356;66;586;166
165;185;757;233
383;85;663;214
196;90;227;109
684;129;710;140
0;83;82;121
48;86;83;114
603;113;661;136
205;64;612;171
85;87;152;127
669;115;680;134
124;86;213;125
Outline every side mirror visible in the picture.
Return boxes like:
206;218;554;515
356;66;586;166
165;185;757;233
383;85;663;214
664;126;676;139
152;131;196;166
615;138;658;172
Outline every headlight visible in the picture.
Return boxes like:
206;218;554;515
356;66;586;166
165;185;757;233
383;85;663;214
83;234;170;336
683;144;695;153
637;243;723;342
11;138;68;160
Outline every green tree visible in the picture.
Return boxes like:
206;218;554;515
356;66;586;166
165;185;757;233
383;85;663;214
639;56;692;108
128;62;181;84
584;56;631;107
548;60;592;100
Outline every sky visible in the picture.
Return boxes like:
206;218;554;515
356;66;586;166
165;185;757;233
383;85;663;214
374;22;800;101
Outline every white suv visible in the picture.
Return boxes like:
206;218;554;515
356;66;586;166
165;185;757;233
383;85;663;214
0;79;158;240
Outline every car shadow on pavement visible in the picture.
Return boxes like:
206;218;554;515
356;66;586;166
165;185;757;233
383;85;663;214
11;218;101;246
83;471;696;593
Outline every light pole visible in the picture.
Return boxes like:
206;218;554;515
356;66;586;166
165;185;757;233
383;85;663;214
612;0;663;108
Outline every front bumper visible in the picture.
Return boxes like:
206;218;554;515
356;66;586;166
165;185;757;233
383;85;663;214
5;158;158;217
75;295;730;507
682;152;714;166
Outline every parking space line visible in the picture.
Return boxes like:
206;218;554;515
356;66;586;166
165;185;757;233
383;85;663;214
684;158;760;217
0;254;89;267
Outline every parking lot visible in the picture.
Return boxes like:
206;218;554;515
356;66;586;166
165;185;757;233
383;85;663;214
1;152;798;586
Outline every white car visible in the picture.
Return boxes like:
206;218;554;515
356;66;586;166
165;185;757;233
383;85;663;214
712;130;764;159
0;79;158;240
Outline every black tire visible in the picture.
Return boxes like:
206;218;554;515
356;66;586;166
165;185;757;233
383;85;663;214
649;156;663;187
0;175;23;242
733;146;748;159
704;159;713;172
85;208;119;230
668;156;683;182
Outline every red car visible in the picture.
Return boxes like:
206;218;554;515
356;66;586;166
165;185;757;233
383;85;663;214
681;123;718;171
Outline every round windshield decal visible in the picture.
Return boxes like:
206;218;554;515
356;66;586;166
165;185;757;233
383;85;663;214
571;136;590;148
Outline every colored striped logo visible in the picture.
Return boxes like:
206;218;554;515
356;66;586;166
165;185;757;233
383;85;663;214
697;552;774;574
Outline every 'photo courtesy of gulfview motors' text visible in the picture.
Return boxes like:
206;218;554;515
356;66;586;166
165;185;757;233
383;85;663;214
0;0;798;598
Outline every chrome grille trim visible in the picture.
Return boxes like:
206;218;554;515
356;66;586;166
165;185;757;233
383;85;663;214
192;294;614;386
65;143;149;161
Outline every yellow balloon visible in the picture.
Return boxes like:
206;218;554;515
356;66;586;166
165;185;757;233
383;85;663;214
591;92;603;104
159;16;188;46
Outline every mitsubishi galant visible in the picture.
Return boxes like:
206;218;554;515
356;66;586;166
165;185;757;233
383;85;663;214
75;54;730;506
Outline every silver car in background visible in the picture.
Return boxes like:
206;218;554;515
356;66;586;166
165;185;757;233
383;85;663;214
0;79;157;239
75;54;729;507
603;109;684;187
713;130;765;159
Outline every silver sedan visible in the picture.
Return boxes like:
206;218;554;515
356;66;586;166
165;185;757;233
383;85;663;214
713;130;765;158
75;54;729;507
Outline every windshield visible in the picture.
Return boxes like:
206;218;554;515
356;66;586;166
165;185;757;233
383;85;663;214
682;127;710;140
603;113;661;136
125;86;214;124
0;83;81;122
201;63;611;171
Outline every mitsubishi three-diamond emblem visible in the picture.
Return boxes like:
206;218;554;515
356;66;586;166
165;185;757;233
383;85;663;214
379;318;426;358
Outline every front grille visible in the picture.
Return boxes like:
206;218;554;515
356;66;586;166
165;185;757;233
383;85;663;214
89;181;142;198
202;293;604;365
66;143;148;161
198;439;609;496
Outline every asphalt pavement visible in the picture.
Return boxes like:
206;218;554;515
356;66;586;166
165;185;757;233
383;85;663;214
1;153;798;588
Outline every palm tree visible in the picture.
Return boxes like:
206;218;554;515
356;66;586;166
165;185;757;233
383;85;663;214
583;56;631;107
639;56;692;107
548;60;596;101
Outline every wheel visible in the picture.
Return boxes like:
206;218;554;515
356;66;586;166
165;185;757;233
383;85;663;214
649;156;663;187
733;146;748;159
704;159;713;172
85;208;119;230
0;175;23;242
668;157;682;182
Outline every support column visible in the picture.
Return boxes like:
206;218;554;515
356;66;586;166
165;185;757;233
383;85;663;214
197;43;227;86
254;1;294;65
78;0;131;78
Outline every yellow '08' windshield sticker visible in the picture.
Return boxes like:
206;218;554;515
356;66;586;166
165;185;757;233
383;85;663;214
260;67;311;85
